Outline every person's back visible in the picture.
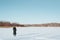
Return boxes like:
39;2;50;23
13;27;17;36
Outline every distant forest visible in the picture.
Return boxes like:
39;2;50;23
0;21;60;27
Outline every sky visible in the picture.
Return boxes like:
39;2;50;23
0;0;60;24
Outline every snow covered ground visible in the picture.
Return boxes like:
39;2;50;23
0;27;60;40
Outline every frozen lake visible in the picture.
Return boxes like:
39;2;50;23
0;27;60;40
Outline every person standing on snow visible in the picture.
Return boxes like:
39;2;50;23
13;27;17;36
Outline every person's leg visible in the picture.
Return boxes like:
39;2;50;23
13;31;16;36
